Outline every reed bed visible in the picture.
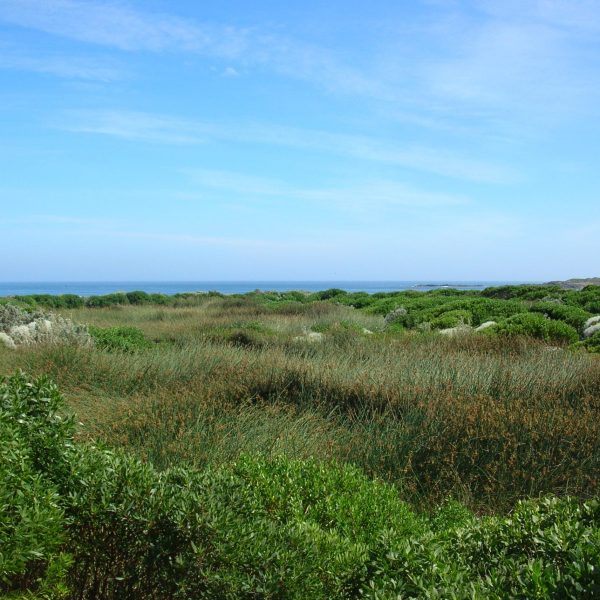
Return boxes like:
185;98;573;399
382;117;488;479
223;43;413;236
1;300;598;512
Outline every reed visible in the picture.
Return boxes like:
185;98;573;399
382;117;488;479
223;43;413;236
1;299;598;512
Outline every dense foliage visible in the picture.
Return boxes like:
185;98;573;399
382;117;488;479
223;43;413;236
88;325;150;353
3;284;600;351
1;373;599;599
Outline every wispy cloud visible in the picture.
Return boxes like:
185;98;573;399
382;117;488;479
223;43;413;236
185;168;470;209
0;0;213;52
2;0;598;128
410;0;600;121
0;51;122;81
0;0;378;96
478;0;600;34
106;230;333;251
0;214;120;229
60;109;514;183
0;213;333;251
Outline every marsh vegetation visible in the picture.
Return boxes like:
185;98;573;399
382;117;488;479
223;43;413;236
1;285;599;598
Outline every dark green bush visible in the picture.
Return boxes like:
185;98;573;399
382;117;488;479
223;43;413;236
11;294;86;310
482;285;564;301
368;496;600;599
493;313;579;344
85;293;130;308
0;373;71;596
89;326;151;353
529;302;591;331
126;290;152;305
226;330;264;349
430;309;472;329
280;291;311;303
315;288;348;300
580;332;600;354
334;292;373;308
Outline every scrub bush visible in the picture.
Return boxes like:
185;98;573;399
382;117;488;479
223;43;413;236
126;290;152;305
85;293;130;308
12;294;85;310
0;373;71;596
430;309;472;329
383;306;408;327
529;302;591;331
580;332;600;354
493;313;579;344
482;285;564;301
89;326;151;353
0;304;91;348
2;372;600;599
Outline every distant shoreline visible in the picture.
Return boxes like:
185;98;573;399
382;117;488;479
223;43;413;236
0;280;533;297
2;279;597;298
544;278;600;290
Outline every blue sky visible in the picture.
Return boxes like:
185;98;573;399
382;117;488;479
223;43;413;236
1;0;599;281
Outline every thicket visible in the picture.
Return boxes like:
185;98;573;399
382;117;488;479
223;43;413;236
492;313;580;344
2;372;599;599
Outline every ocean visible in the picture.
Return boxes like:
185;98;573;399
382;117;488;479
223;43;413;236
0;281;530;297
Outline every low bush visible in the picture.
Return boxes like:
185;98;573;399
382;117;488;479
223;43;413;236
482;285;564;301
430;309;472;329
12;294;85;310
0;373;71;596
85;293;130;308
383;306;408;327
1;372;600;599
226;330;264;349
126;290;152;305
492;313;579;344
529;302;591;331
580;332;600;354
0;304;91;349
89;326;151;353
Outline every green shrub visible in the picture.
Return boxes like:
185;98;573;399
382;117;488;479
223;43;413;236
0;373;71;596
369;496;600;598
335;292;373;309
2;372;600;599
482;285;564;301
443;496;600;599
493;313;579;344
279;291;310;303
126;290;152;305
85;293;130;308
89;326;151;353
430;309;472;329
11;294;86;310
530;302;591;331
314;288;347;301
580;332;600;354
226;330;264;349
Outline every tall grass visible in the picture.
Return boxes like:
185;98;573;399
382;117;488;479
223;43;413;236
1;299;599;511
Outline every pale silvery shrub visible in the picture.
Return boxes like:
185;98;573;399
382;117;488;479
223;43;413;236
0;304;46;329
0;304;91;348
384;306;407;327
0;332;16;349
584;322;600;339
439;325;473;336
584;315;600;329
475;321;496;332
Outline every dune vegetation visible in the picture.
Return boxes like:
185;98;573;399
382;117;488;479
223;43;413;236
1;285;599;598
